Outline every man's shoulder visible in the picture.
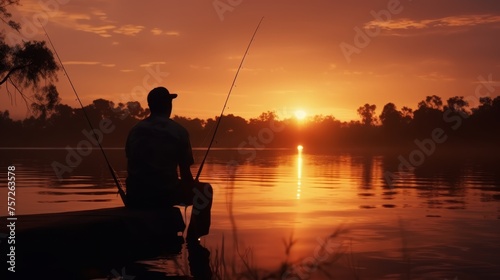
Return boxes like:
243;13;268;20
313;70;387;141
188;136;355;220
129;116;189;138
129;117;152;132
167;119;190;136
167;119;187;130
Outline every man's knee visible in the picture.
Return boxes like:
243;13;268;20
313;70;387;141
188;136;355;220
192;183;213;214
201;183;213;197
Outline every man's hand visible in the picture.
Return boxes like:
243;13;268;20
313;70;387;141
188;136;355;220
180;163;194;183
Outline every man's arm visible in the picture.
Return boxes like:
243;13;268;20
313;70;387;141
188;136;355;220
177;122;195;182
179;163;194;183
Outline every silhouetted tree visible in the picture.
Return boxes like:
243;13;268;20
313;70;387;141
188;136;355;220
92;98;115;119
0;109;22;145
0;110;13;129
413;95;444;134
50;104;75;125
0;1;20;29
472;97;493;119
31;84;60;121
126;101;148;119
357;103;377;126
379;103;403;129
255;111;279;123
172;116;205;145
304;115;341;149
468;96;500;143
492;96;500;115
418;95;443;110
379;103;407;144
2;93;500;150
445;96;469;117
401;106;413;125
215;114;248;146
1;0;59;108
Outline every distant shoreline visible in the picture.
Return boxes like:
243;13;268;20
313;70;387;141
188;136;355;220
1;144;498;155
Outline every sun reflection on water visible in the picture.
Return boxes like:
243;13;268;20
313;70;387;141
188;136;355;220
297;145;303;199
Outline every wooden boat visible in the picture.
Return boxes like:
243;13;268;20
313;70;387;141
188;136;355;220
1;206;186;279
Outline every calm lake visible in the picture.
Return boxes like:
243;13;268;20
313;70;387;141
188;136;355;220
1;148;499;279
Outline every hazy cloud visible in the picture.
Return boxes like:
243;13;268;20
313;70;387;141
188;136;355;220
16;1;145;37
365;14;500;33
76;24;116;37
63;61;101;65
151;28;163;35
113;24;145;36
150;28;180;36
417;72;456;82
63;61;116;68
139;62;166;68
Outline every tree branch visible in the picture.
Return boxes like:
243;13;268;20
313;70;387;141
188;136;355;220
0;63;30;85
8;76;33;114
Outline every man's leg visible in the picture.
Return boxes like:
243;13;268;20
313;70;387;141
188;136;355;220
187;182;213;241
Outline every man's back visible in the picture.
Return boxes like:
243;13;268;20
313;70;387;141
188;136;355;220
125;115;194;208
125;86;212;242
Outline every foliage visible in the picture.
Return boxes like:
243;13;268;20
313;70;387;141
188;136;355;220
0;0;59;106
357;103;377;126
1;94;500;150
0;0;21;31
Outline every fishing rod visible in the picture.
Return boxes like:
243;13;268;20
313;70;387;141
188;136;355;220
195;17;264;181
39;23;128;206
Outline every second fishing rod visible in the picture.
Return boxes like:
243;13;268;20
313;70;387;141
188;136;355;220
40;23;128;206
195;17;264;181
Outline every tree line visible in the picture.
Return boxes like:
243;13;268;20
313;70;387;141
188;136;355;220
1;92;499;151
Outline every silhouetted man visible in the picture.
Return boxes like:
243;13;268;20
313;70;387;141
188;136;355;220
126;86;212;242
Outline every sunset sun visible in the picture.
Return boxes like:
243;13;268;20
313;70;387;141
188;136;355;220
294;110;307;120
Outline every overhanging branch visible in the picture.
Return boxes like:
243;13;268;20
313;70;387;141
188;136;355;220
0;63;30;85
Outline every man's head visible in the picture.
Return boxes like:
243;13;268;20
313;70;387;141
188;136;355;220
147;87;177;116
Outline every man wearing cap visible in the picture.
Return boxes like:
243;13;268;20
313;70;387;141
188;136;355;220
125;86;212;242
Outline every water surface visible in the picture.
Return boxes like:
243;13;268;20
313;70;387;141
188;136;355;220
1;148;499;279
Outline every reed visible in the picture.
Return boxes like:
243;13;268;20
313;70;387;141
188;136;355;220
209;227;351;280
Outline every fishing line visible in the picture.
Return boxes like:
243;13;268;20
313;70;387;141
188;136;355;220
39;22;128;206
195;16;264;181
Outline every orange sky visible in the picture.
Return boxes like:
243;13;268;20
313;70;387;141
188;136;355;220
1;0;500;121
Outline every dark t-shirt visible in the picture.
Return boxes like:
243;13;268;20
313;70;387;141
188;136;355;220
125;115;194;208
